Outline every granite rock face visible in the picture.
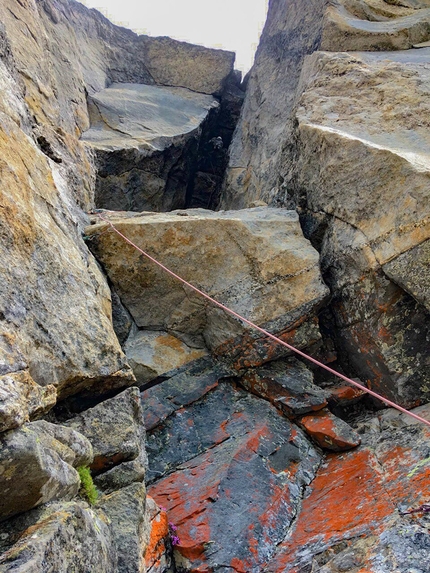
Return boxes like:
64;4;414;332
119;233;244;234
283;49;430;406
86;207;329;368
221;0;430;407
220;0;330;210
0;0;138;413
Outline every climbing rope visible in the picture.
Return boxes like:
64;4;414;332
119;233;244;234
95;212;430;430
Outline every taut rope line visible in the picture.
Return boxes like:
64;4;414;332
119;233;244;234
95;212;430;429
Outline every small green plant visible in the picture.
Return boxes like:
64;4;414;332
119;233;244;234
77;466;98;505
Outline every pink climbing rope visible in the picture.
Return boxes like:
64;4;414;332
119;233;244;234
95;212;430;429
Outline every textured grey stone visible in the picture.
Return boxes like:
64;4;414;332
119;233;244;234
220;0;329;209
0;371;56;433
65;387;147;478
0;502;116;573
383;239;430;311
0;422;92;521
98;483;148;573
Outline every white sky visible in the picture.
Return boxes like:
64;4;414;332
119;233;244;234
79;0;268;73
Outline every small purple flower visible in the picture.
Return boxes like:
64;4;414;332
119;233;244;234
171;535;181;546
169;522;177;531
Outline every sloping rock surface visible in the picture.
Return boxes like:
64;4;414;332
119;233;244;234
83;84;218;152
265;406;430;572
146;380;322;571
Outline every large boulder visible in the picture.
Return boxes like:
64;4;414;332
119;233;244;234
82;83;219;212
139;35;235;96
0;421;92;521
86;208;329;368
281;49;430;406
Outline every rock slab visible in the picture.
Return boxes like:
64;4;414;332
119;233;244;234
87;207;329;368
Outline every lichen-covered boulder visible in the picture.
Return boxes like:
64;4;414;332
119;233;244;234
147;381;321;571
0;371;56;433
0;421;92;521
0;502;116;573
97;483;149;573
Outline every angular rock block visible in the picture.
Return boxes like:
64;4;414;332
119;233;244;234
147;381;321;570
240;358;328;418
97;483;148;573
65;388;147;484
0;371;56;433
87;208;329;369
298;409;361;451
82;83;218;212
139;36;235;95
0;422;92;521
125;328;207;387
140;356;232;431
383;238;430;312
0;502;116;573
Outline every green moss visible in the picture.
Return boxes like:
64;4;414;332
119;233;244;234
77;466;98;505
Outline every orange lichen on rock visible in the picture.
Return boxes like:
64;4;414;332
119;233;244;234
299;409;361;451
144;500;169;571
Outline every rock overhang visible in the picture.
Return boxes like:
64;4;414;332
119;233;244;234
81;83;219;152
